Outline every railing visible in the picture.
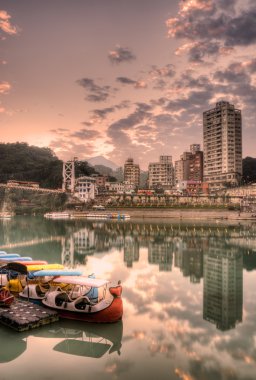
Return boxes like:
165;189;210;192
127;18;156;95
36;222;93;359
0;183;64;194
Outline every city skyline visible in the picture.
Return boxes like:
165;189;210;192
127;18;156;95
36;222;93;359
1;0;256;170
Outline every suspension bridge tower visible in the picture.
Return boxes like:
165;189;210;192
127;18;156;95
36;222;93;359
62;157;77;193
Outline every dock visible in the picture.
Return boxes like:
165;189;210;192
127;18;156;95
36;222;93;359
0;299;59;331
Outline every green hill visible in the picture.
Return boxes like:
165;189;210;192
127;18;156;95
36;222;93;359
0;142;99;189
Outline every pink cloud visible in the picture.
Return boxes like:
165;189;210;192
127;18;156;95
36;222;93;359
0;10;18;35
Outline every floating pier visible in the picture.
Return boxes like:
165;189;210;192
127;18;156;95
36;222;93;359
0;299;59;332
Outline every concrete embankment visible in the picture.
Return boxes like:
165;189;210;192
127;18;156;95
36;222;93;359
108;208;256;221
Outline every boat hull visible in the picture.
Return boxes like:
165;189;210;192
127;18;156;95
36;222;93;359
0;288;15;307
43;296;123;323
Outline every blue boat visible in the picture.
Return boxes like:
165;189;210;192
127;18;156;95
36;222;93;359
28;269;83;278
0;257;32;262
0;253;20;259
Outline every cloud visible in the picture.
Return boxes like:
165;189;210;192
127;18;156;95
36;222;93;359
147;64;176;90
76;78;116;102
149;64;176;78
116;76;147;89
108;45;136;64
70;128;100;139
90;107;115;119
166;0;256;63
0;81;11;94
0;10;18;35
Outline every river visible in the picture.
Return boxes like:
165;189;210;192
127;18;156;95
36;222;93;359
0;216;256;380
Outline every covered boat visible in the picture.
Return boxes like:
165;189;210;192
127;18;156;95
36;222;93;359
42;276;123;323
20;269;83;302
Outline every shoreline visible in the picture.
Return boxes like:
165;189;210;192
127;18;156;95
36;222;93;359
104;208;256;221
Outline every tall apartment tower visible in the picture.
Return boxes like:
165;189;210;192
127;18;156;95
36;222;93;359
124;158;140;187
148;155;174;189
203;101;242;189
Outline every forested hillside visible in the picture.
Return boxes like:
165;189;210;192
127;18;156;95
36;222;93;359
242;157;256;184
0;142;98;188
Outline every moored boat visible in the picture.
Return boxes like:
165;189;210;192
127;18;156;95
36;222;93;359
42;276;123;323
86;213;130;220
44;212;70;219
0;212;14;219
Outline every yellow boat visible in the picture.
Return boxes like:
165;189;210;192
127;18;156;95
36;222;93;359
26;264;64;272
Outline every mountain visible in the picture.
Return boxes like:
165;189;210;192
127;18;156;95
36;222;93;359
87;156;119;170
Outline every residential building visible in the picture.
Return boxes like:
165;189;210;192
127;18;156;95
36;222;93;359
148;155;174;189
203;101;242;189
105;181;135;194
175;145;203;184
75;176;96;202
189;150;203;181
124;158;140;187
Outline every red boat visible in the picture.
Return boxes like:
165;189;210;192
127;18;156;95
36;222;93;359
42;276;123;323
0;286;15;307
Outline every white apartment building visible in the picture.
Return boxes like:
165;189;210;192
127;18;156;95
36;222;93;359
203;101;242;189
75;176;96;202
105;181;135;194
148;155;174;189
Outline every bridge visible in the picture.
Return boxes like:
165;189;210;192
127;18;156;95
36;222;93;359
0;183;64;194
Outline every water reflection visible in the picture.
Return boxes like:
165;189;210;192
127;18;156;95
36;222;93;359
1;217;256;379
0;320;123;363
203;244;243;331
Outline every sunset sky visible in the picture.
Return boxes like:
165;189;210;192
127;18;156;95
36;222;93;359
1;0;256;169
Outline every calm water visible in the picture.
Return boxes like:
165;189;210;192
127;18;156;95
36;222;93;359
1;216;256;380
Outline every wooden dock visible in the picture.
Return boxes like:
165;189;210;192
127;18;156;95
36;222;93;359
0;299;59;331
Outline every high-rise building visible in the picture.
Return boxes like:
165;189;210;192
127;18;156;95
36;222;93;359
148;155;174;189
175;145;203;184
203;101;242;189
124;158;140;187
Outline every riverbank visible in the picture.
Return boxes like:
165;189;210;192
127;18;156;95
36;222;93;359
102;208;256;221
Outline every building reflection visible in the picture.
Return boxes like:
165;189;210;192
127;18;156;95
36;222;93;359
174;238;204;283
124;236;139;267
148;240;173;271
203;242;243;331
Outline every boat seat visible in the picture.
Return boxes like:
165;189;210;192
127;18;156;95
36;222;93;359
55;292;71;306
74;295;96;310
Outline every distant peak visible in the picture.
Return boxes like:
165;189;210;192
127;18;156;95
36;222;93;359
87;156;119;170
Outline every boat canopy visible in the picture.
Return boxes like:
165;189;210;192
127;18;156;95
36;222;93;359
53;276;109;288
29;269;83;278
6;262;28;275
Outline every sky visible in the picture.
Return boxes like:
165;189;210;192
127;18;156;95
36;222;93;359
0;0;256;170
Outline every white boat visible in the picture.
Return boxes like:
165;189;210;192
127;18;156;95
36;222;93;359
86;213;130;220
42;276;123;323
44;212;70;219
0;212;14;219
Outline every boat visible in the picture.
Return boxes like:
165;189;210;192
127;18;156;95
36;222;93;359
86;213;130;220
0;286;15;307
20;270;83;302
26;264;64;272
44;212;70;219
0;253;20;259
0;256;33;262
0;212;14;219
42;276;123;323
16;260;48;266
